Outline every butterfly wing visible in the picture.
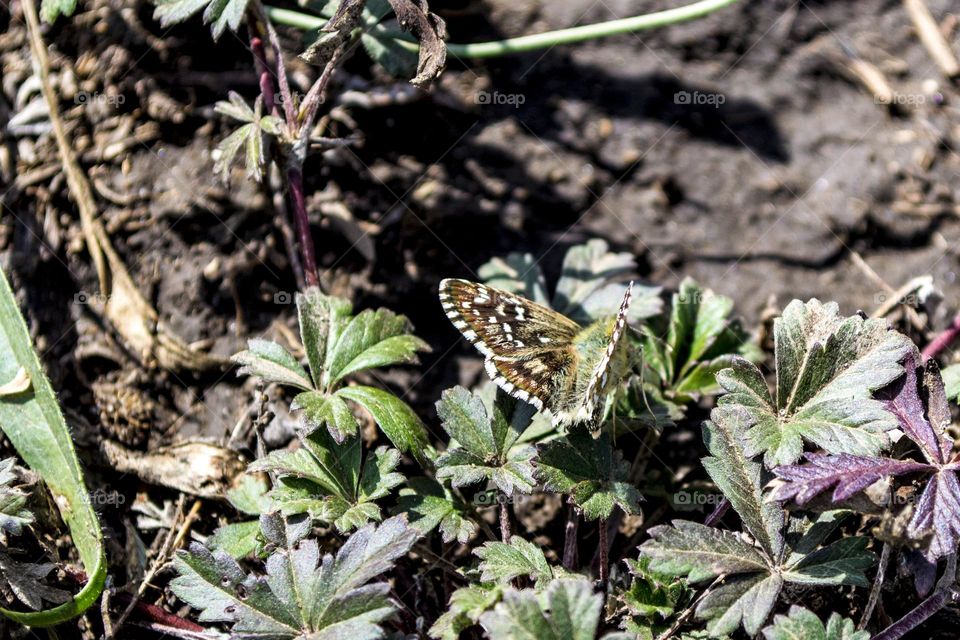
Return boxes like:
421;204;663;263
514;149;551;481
439;278;581;410
552;282;634;427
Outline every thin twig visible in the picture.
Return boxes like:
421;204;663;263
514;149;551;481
656;574;726;640
859;542;891;630
562;502;580;570
499;495;512;542
903;0;960;78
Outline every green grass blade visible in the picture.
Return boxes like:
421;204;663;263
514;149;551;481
0;267;105;625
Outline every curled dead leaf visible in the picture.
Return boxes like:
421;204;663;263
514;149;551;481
387;0;448;87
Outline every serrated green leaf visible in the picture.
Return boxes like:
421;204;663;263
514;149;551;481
717;299;912;466
153;0;249;39
171;515;417;639
337;385;430;460
478;253;551;306
622;557;688;621
480;579;603;640
249;429;401;533
553;239;662;324
40;0;77;22
297;288;350;389
702;405;785;560
326;307;428;385
208;520;261;559
429;583;503;640
640;520;769;583
227;474;273;516
782;537;874;586
294;391;358;442
233;339;314;391
0;459;32;538
395;477;477;543
475;537;553;584
762;605;869;640
696;572;782;637
435;386;537;495
534;430;641;520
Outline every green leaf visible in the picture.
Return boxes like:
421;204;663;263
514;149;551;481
782;537;874;586
475;537;554;584
479;579;604;640
644;278;754;402
208;520;261;559
640;520;770;583
171;514;418;639
294;391;358;442
702;405;785;560
395;477;477;543
622;557;689;621
153;0;249;39
233;338;314;391
478;253;551;306
942;363;960;402
326;308;429;385
762;605;869;640
696;572;783;637
254;434;402;533
429;583;503;640
40;0;77;22
0;551;70;611
717;299;913;466
0;266;106;626
435;386;537;495
552;239;662;324
337;385;431;460
535;430;641;520
297;288;353;390
0;459;33;539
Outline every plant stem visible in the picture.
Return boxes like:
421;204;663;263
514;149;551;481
248;32;277;116
563;502;580;570
264;0;741;59
859;542;891;629
873;553;958;640
499;495;512;542
922;314;960;361
285;165;319;287
598;517;609;584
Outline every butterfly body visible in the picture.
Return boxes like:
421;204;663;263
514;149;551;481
439;278;634;428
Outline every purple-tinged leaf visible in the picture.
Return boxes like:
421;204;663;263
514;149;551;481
899;550;937;597
771;453;929;505
877;355;948;464
907;469;960;561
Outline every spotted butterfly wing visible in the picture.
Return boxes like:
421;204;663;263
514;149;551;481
439;278;634;427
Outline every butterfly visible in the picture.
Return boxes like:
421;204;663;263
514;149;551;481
438;278;635;428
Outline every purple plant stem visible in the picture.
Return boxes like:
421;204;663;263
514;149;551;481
873;554;958;640
499;496;512;542
286;165;319;288
704;498;730;526
598;517;609;584
859;542;891;630
922;314;960;361
249;33;277;116
563;503;580;570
